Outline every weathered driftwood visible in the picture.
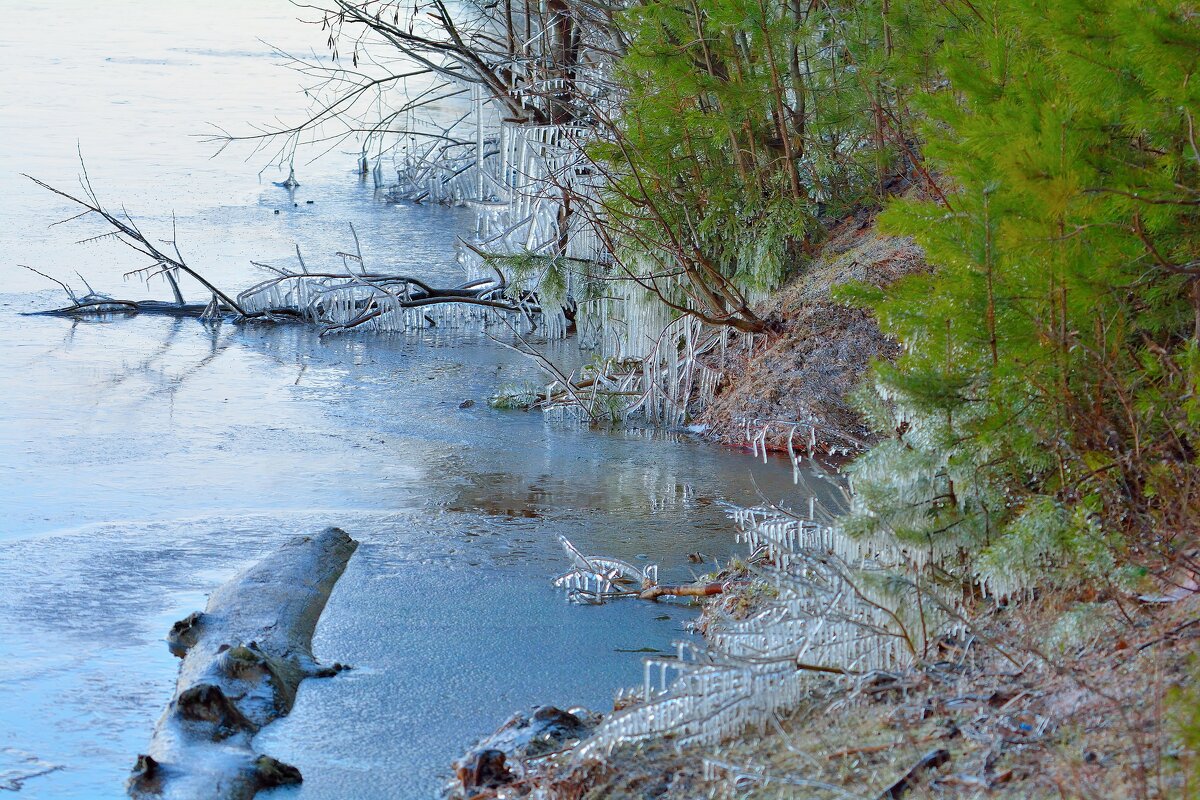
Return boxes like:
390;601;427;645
128;527;358;800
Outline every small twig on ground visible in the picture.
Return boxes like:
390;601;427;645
1137;614;1200;652
637;582;725;601
877;748;951;799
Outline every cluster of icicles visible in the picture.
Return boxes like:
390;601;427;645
552;535;659;604
532;312;732;427
348;102;782;430
246;105;598;336
452;121;607;346
377;103;744;425
572;506;965;759
741;417;866;483
294;81;770;426
235;270;539;335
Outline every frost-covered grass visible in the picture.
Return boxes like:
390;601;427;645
513;590;1200;800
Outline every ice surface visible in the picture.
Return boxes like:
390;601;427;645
0;6;829;795
0;299;818;798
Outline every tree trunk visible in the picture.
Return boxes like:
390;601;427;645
127;527;359;800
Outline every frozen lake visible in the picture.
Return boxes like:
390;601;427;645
0;3;827;797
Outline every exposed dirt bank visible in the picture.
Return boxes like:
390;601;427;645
697;213;926;456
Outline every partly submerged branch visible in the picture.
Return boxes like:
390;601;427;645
19;264;219;318
552;535;728;604
637;582;725;601
25;172;250;316
26;172;559;334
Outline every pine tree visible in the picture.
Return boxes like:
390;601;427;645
840;0;1200;592
587;0;889;332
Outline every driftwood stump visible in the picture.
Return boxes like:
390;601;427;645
128;527;359;799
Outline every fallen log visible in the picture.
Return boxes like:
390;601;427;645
25;175;553;334
128;527;359;800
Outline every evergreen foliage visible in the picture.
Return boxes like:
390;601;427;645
588;0;893;332
300;0;1199;591
839;0;1200;592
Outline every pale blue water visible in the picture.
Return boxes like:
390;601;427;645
0;3;828;798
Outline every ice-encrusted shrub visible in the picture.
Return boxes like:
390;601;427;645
577;506;966;757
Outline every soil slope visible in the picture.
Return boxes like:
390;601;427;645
697;213;926;455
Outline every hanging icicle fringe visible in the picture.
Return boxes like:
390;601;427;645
573;505;966;758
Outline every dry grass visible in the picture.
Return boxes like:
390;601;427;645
461;584;1200;800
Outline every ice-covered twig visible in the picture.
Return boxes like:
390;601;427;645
553;535;722;605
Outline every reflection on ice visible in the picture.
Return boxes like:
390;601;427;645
0;299;823;797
